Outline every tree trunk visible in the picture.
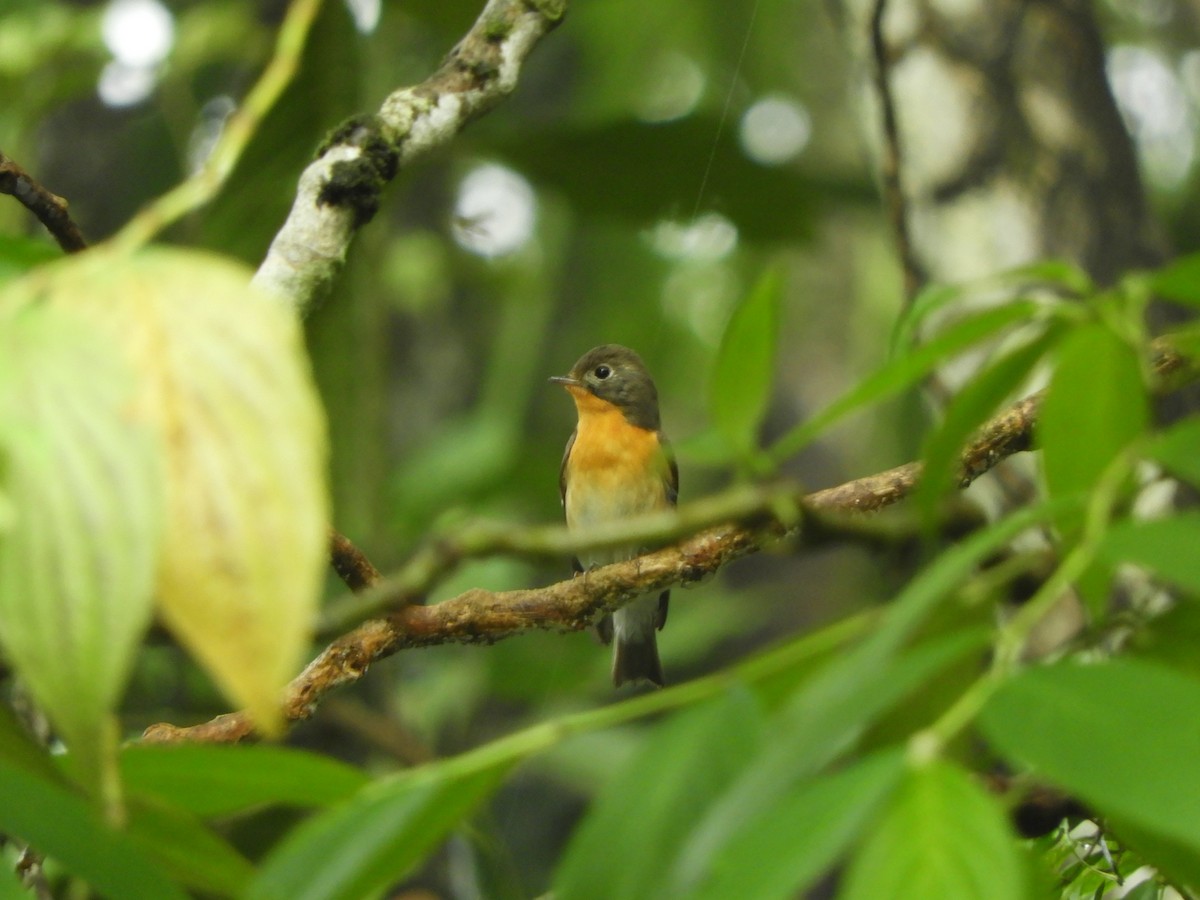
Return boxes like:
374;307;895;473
840;0;1175;653
845;0;1167;295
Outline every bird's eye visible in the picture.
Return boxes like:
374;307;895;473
594;365;612;379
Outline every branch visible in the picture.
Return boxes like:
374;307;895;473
328;527;382;592
869;0;923;304
251;0;566;314
132;368;1060;743
139;338;1198;745
320;481;806;633
0;150;87;253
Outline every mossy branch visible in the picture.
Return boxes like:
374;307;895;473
251;0;565;313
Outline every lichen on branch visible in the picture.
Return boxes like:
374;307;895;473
252;0;565;314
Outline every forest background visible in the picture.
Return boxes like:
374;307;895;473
4;0;1200;898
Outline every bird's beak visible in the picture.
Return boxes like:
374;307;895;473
549;375;581;388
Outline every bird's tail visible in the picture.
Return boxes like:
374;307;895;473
612;633;664;687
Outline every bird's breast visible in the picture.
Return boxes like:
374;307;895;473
564;409;668;529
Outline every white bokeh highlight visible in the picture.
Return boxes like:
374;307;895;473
98;0;174;106
343;0;381;34
739;94;812;165
1108;44;1195;190
649;212;738;262
636;51;706;124
452;163;537;258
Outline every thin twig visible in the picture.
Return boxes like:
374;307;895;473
320;481;806;632
0;151;87;252
132;489;946;744
870;0;923;304
15;847;53;900
328;527;382;592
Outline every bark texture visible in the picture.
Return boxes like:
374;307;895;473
844;0;1176;647
854;0;1166;291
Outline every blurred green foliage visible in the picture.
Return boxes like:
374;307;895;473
6;0;1200;897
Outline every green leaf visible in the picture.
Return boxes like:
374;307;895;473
742;612;874;711
890;262;1087;361
1149;416;1200;487
1109;819;1200;894
0;304;163;810
247;761;509;900
1123;881;1160;900
840;759;1023;900
0;235;60;288
0;760;186;900
1147;251;1200;308
1129;601;1200;680
709;269;780;460
8;246;330;734
888;282;965;359
852;501;1060;663
769;302;1044;464
916;329;1060;525
121;744;370;816
673;501;1057;888
980;659;1200;854
1039;323;1148;506
694;749;905;900
554;691;765;900
999;259;1093;296
0;701;67;788
125;799;254;896
673;630;986;893
0;857;29;900
1098;512;1200;595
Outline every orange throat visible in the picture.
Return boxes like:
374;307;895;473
563;386;668;526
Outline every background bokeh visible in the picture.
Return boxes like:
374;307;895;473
2;0;1197;892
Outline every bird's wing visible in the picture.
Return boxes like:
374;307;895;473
657;430;677;630
659;430;679;508
558;427;576;508
560;428;584;576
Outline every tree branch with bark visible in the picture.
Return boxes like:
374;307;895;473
251;0;566;314
0;150;87;253
139;335;1200;744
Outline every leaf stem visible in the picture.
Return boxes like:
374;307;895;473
108;0;326;252
378;612;875;788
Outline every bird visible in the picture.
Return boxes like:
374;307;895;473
550;344;678;687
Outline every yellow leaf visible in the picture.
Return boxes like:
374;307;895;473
18;247;329;734
0;304;162;813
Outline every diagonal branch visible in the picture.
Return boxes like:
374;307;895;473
139;338;1199;744
0;151;87;253
252;0;566;314
135;362;1076;745
869;0;923;305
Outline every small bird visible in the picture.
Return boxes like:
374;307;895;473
551;344;678;687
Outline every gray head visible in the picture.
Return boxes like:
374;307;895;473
550;344;661;430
